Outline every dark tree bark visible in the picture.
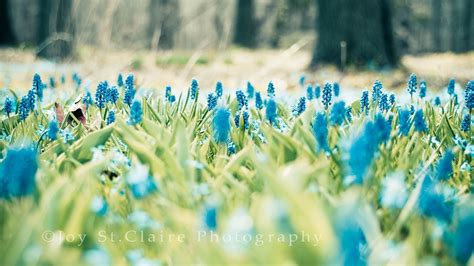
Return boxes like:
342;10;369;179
148;0;180;50
460;0;472;52
450;0;460;52
37;0;75;60
431;0;442;52
311;0;398;68
0;0;16;45
234;0;256;48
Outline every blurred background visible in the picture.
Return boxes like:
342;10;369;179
0;0;473;93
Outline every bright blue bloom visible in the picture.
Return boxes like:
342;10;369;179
334;209;368;266
330;101;346;126
47;120;59;140
49;77;55;89
117;73;124;87
419;80;427;98
216;81;223;98
128;100;143;126
27;89;36;112
306;85;314;100
95;81;108;109
372;80;382;102
190;79;199;100
292;97;306;117
434;96;441;106
19;95;30;121
465;82;473;109
234;111;240;127
165;86;172;100
124;74;135;106
314;84;321;99
398;109;411;136
408;73;417;96
246;82;254;99
0;146;38;198
360;90;369;115
322;82;332;110
83;90;94;108
333;82;340;97
72;73;82;87
33;73;44;101
389;93;396;106
349;121;378;184
452;207;474;264
227;141;236;155
242;110;249;129
346;106;352;122
312;112;329;152
447;79;455;95
91;196;108;216
379;93;389;112
169;95;176;103
266;99;278;124
213;107;231;143
255;92;263;109
60;74;65;84
3;97;14;116
106;110;116;125
380;173;408;209
436;150;454;180
267;81;275;97
106;86;119;104
236;90;248;110
418;176;453;223
129;175;158;199
409;105;415;115
461;114;471;132
413;109;428;133
207;93;217;110
374;113;391;143
299;74;305;87
203;206;217;230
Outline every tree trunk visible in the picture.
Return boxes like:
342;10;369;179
450;0;460;52
460;0;472;52
0;0;16;45
311;0;398;68
234;0;256;48
431;0;442;52
37;0;75;60
148;0;180;50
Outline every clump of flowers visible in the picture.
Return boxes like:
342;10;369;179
106;110;116;125
128;99;143;126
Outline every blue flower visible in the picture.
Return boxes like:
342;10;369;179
83;90;94;108
292;97;306;117
306;85;314;100
3;97;14;116
216;81;223;98
398;109;411;136
106;110;116;125
242;110;249;130
60;74;65;84
60;128;75;144
33;73;44;101
266;99;278;124
447;79;455;95
380;173;408;209
124;74;135;106
434;96;441;106
461;114;471;132
334;208;368;266
389;94;396;106
413;109;428;133
255;92;263;109
72;73;82;87
234;111;240;127
322;82;332;110
236;90;248;110
418;176;453;223
360;90;369;115
372;80;383;102
436;150;454;180
451;206;474;264
330;101;346;126
127;164;158;199
374;113;391;143
465;81;473;109
227;141;236;155
314;84;321;99
312;112;329;152
407;73;417;96
207;93;217;110
27;89;36;112
95;81;108;109
117;73;124;87
348;121;377;184
91;196;108;216
49;77;55;89
333;82;340;97
48;120;59;140
0;145;38;198
246;82;254;99
203;206;217;230
128;100;143;125
267;81;275;97
165;86;172;100
346;106;352;122
213;107;231;143
19;95;30;121
419;80;427;98
106;86;119;104
190;79;199;100
379;93;389;112
299;74;305;87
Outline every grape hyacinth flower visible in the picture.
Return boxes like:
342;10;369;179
246;82;254;99
124;74;135;106
227;141;236;155
418;176;453;223
306;85;314;100
61;128;75;144
409;105;415;115
372;80;383;103
49;77;55;89
242;110;249;130
267;81;275;97
436;150;454;180
47;120;59;140
389;93;396;106
60;74;65;84
348;121;377;184
165;86;172;101
83;90;94;108
266;99;277;125
216;81;223;98
360;90;369;115
203;205;218;231
413;109;428;133
292;97;306;117
314;84;321;99
398;109;411;136
95;81;108;109
255;92;263;110
33;73;44;101
312;112;329;152
117;73;124;87
0;145;38;198
407;73;417;97
460;114;470;132
374;113;391;143
106;110;116;125
190;79;199;100
27;89;36;112
346;106;352;122
299;74;305;87
207;93;217;111
234;111;240;127
127;163;158;199
3;97;14;116
213;107;231;143
19;95;30;121
236;90;248;110
451;206;474;264
322;82;332;110
379;93;389;112
419;80;427;99
380;173;408;209
106;86;119;104
333;82;340;97
330;101;346;126
465;81;473;110
434;97;441;106
91;196;108;217
128;99;143;126
447;79;455;96
334;208;368;266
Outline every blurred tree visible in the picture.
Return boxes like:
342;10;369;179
148;0;180;50
312;0;398;68
37;0;75;60
234;0;256;47
431;0;442;52
460;0;473;52
0;0;16;45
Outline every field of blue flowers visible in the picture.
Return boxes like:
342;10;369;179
0;72;473;265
